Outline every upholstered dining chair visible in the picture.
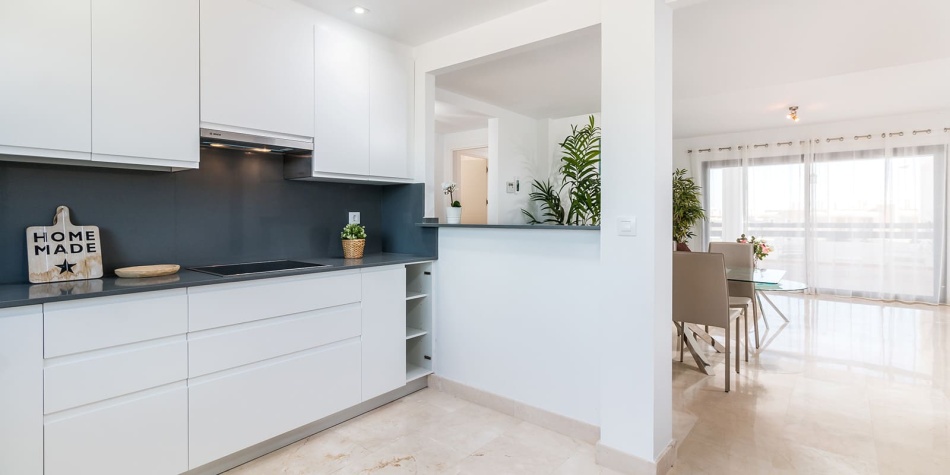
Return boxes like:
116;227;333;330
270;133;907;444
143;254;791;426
709;242;759;352
673;251;743;392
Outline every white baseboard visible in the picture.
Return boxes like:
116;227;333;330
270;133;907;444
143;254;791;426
427;375;600;444
595;439;677;475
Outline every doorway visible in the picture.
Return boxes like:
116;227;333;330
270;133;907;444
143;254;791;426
455;149;488;224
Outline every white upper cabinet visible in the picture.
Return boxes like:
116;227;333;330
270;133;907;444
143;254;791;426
368;45;411;179
0;0;91;161
91;0;199;168
200;0;315;139
308;23;413;183
313;24;370;176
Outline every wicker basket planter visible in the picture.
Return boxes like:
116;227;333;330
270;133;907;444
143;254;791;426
342;239;365;259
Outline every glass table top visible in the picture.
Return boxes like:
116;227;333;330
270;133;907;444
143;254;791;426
754;280;807;292
725;267;786;284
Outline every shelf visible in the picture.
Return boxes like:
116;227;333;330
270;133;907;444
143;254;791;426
406;291;427;301
406;364;433;383
406;326;427;340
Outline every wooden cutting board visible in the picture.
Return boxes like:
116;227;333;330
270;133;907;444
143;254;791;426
26;206;103;283
114;264;180;278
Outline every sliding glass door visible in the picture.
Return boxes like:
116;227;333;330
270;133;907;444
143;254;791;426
702;143;947;303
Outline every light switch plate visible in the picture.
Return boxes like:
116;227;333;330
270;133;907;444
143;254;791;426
349;212;360;224
506;182;516;193
617;216;636;236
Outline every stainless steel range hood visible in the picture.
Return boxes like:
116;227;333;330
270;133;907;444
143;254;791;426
200;128;313;154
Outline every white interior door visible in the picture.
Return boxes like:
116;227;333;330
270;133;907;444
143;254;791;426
460;156;488;224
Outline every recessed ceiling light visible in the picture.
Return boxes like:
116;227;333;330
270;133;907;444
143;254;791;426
353;6;368;14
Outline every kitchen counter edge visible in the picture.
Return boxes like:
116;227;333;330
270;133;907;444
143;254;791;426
0;253;436;310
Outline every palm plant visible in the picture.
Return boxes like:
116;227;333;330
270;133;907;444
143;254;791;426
522;179;565;224
522;115;601;226
672;168;705;245
559;115;601;225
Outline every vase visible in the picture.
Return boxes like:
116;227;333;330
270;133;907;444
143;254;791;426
445;206;462;224
342;239;365;259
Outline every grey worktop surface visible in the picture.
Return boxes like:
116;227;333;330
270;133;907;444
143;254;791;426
418;223;600;231
0;253;435;310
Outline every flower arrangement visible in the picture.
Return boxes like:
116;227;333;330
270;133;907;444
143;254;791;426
442;182;461;208
737;234;772;261
341;223;366;240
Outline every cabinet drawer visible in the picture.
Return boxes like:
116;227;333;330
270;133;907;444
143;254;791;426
45;384;188;475
188;271;361;331
44;289;187;358
189;304;360;377
189;339;361;468
45;338;187;414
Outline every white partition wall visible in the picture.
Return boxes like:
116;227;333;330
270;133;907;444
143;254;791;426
434;228;601;426
597;0;675;471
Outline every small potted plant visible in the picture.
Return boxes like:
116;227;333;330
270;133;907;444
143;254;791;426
443;182;462;224
341;223;366;259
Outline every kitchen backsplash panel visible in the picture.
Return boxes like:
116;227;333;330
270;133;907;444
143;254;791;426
0;148;433;284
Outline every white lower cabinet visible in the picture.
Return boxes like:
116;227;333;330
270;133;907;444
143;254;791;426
15;265;417;474
188;340;362;469
0;306;43;475
44;385;188;475
361;266;407;400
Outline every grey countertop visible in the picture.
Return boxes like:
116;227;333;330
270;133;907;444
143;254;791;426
0;253;435;310
417;223;600;231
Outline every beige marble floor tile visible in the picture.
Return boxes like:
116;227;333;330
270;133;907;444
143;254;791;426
227;294;950;474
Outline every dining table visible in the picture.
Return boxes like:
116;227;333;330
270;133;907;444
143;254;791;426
678;266;804;375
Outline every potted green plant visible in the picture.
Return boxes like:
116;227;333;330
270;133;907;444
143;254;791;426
341;223;366;259
672;168;705;251
522;115;600;225
443;182;462;224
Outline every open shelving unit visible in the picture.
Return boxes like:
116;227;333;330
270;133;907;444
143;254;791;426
405;262;434;383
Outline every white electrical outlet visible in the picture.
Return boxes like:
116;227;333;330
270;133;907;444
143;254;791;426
349;212;360;224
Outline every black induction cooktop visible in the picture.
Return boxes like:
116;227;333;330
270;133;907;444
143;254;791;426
189;260;328;277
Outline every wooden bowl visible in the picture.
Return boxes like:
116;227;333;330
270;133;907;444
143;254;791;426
114;264;180;278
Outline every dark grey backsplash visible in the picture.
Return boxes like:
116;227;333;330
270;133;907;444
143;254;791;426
0;148;435;284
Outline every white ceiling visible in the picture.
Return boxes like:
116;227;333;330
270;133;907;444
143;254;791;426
435;101;490;134
673;0;950;138
435;25;601;121
295;0;547;46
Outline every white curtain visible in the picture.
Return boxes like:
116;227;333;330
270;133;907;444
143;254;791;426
698;133;949;304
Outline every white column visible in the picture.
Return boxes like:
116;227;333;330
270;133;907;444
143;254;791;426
414;71;436;217
597;0;674;473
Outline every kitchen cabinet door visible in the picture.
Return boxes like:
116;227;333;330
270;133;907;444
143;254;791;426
200;0;314;138
313;24;371;176
360;266;407;400
189;340;361;468
91;0;199;168
0;0;91;161
0;306;43;475
368;45;412;179
45;385;188;475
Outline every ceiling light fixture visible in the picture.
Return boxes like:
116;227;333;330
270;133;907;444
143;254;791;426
786;106;800;122
353;6;368;14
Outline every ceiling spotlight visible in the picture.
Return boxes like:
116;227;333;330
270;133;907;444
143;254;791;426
353;6;368;14
786;106;800;122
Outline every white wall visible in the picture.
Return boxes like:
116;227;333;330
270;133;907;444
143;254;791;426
598;0;673;464
492;114;542;224
416;0;676;468
433;228;601;425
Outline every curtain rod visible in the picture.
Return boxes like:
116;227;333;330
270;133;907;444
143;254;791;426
687;126;950;153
